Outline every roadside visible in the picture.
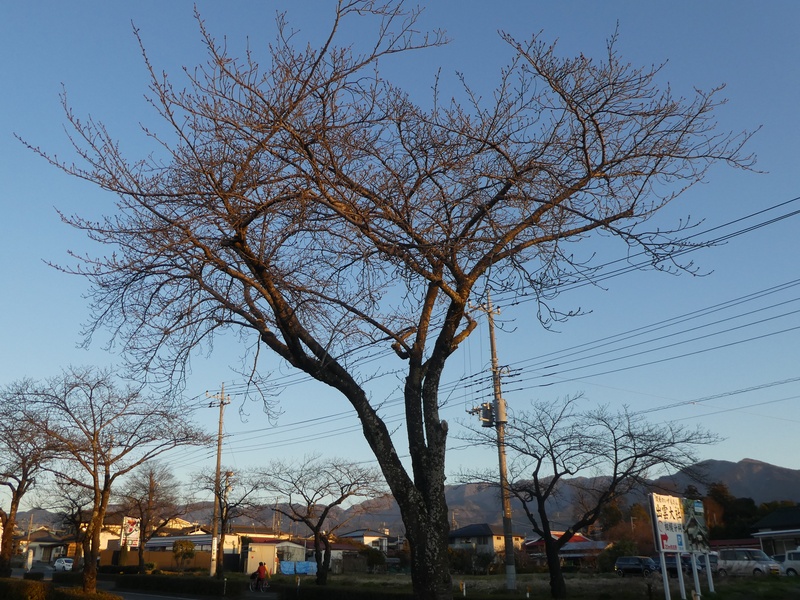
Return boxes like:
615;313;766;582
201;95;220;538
8;564;278;600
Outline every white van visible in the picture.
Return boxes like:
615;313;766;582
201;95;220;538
776;549;800;576
717;548;781;576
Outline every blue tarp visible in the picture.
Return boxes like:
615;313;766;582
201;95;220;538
280;561;318;575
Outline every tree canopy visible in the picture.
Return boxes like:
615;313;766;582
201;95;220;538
22;3;753;597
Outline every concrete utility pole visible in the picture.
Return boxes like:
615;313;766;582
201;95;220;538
207;384;230;577
470;292;516;591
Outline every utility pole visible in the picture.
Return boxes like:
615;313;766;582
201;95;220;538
207;384;229;577
469;291;516;590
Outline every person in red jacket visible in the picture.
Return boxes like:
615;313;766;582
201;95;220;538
256;561;269;590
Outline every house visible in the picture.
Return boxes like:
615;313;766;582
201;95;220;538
17;525;118;565
751;506;800;555
338;528;389;553
19;529;68;564
448;523;525;556
244;537;307;575
101;531;243;571
524;532;608;568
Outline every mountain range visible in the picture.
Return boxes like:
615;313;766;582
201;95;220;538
16;458;800;538
341;458;800;535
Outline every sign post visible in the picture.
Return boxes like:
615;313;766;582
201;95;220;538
650;493;712;600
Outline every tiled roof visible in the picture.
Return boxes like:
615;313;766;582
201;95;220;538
752;506;800;531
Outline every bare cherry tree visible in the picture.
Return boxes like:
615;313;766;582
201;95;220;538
0;403;53;575
22;2;753;597
117;462;188;573
260;454;386;585
41;475;94;570
194;466;263;577
4;367;210;593
463;397;718;599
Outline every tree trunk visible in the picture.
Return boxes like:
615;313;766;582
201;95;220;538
138;542;146;574
314;540;331;585
81;534;97;593
138;513;150;573
0;496;21;575
403;507;452;600
544;536;567;599
218;530;226;577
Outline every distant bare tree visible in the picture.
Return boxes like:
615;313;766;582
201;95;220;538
3;367;210;593
194;466;263;577
42;476;94;570
462;396;718;599
117;462;188;573
22;2;753;597
260;454;386;585
0;405;53;575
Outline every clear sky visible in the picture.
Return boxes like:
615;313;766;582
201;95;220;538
2;2;799;509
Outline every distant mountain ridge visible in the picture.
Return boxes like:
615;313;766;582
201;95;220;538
16;459;800;537
651;458;800;504
343;458;800;534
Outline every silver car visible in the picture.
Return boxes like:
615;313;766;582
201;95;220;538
717;548;780;576
775;550;800;576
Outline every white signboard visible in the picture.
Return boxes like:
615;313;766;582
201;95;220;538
651;493;685;553
121;516;141;549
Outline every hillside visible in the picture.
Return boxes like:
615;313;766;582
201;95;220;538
650;458;800;503
343;458;800;534
15;459;800;537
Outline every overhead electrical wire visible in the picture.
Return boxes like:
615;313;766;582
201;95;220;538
161;196;800;473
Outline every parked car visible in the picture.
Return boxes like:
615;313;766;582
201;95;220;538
774;550;800;576
661;554;705;577
717;548;781;576
696;553;718;573
53;557;74;571
614;556;659;577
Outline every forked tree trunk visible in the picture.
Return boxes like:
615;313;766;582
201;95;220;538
314;541;332;585
544;536;567;599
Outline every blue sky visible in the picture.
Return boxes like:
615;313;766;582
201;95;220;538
2;2;799;507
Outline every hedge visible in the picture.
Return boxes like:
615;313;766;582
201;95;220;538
51;572;84;586
0;578;122;600
0;578;50;600
269;583;414;600
97;565;139;575
51;589;122;600
113;574;237;597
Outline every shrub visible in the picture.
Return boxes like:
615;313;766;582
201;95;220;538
172;540;195;570
0;578;49;600
113;574;232;597
52;571;85;586
52;589;123;600
98;565;138;575
23;571;45;581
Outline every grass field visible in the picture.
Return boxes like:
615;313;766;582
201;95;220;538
256;571;800;599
